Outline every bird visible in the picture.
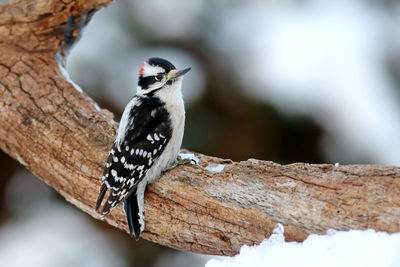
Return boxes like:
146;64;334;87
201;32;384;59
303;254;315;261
95;57;191;239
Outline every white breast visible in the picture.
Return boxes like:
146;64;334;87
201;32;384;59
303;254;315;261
144;80;185;183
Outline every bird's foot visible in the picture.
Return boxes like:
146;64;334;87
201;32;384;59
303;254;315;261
164;154;198;172
176;154;197;165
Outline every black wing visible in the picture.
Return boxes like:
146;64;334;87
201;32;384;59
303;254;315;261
96;96;172;215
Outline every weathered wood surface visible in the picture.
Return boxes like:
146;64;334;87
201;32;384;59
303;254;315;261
1;0;400;256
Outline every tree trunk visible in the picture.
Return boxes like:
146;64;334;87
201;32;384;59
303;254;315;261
1;0;400;256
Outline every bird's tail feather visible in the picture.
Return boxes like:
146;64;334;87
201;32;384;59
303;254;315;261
124;188;142;240
95;183;107;211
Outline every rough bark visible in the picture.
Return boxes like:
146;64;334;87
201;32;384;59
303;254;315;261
1;0;400;256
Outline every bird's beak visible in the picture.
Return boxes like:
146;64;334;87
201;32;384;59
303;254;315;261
168;67;191;81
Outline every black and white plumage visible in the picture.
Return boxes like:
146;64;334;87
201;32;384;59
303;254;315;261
95;57;190;239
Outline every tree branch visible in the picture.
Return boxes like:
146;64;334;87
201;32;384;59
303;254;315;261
1;0;400;256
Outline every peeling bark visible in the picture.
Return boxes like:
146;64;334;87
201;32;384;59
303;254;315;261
1;0;400;256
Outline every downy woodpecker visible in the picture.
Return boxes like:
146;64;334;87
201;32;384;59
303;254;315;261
95;57;190;239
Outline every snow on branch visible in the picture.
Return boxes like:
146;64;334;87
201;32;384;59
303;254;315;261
0;0;400;256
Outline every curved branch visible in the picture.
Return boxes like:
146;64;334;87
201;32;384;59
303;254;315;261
1;0;400;256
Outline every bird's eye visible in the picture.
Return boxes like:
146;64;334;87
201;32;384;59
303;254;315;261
155;73;164;81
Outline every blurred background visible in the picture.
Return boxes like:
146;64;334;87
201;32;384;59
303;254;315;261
1;0;400;266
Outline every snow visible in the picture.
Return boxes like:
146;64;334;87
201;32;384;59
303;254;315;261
55;52;83;93
205;162;225;174
56;52;103;113
206;225;400;267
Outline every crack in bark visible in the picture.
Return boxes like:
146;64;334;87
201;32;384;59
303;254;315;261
283;173;339;191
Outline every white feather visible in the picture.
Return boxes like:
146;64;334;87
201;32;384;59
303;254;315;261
135;181;147;232
116;97;139;146
141;64;164;77
143;78;185;184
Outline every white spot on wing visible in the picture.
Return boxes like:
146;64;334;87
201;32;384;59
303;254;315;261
127;178;135;188
114;176;125;182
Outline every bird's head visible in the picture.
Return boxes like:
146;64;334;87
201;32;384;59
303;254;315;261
137;57;190;96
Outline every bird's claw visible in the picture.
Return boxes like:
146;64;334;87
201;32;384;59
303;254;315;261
164;155;196;172
176;154;197;165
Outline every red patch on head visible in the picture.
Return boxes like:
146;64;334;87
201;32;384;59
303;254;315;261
139;62;147;75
